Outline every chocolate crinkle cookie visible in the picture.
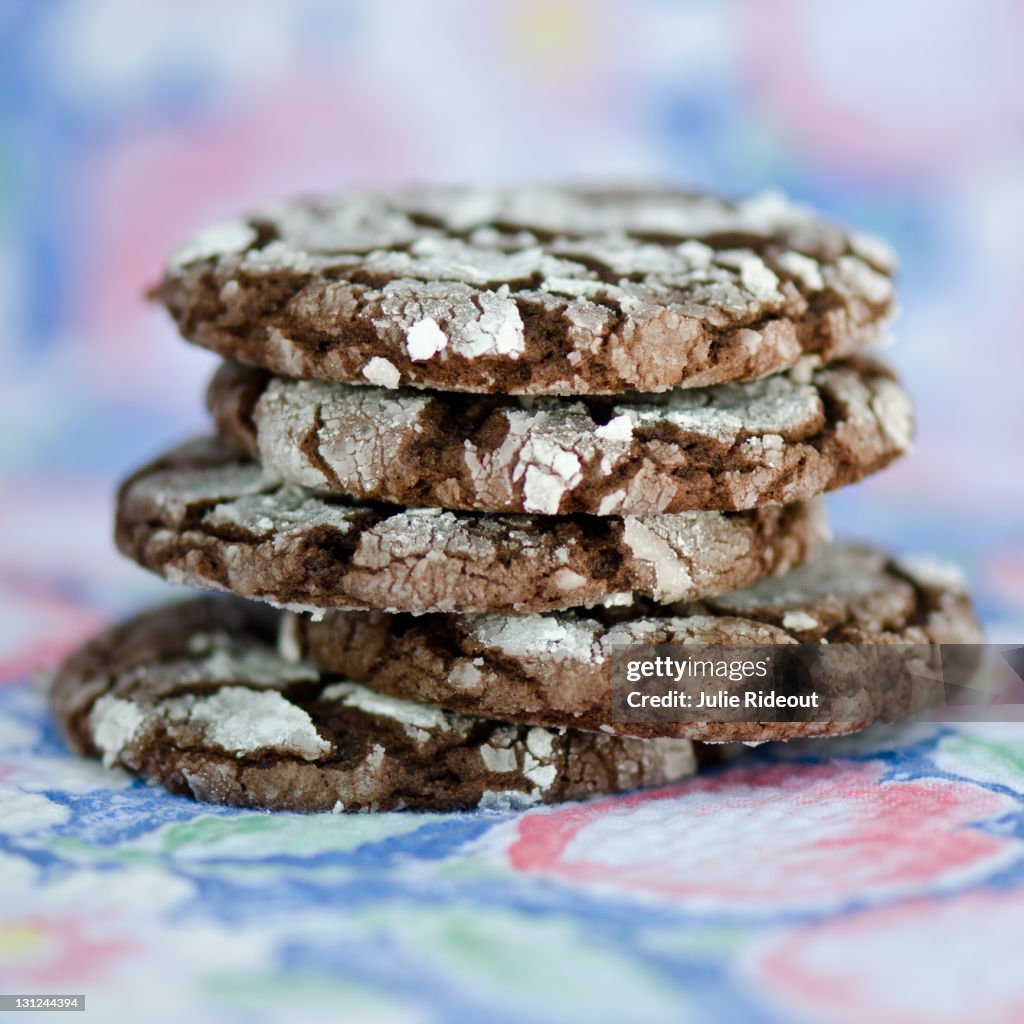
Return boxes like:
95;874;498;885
293;544;983;744
209;355;912;514
47;597;701;813
154;186;896;395
114;436;829;614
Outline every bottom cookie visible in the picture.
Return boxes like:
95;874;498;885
47;598;700;812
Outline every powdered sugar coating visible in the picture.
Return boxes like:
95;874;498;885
164;687;331;759
255;376;432;494
89;695;146;768
203;488;362;539
168;219;256;270
710;543;893;614
320;680;456;734
896;556;967;592
376;281;526;360
620;517;697;603
159;185;896;395
131;634;320;691
466;615;603;663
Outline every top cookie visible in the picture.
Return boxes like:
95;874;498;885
155;186;896;395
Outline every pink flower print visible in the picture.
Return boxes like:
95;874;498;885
743;0;1024;177
0;574;106;684
0;915;136;989
505;761;1019;913
745;888;1024;1024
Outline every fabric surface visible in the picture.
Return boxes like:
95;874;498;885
2;2;1024;1021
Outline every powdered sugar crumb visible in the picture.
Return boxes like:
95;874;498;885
170;219;256;269
478;789;542;811
406;318;448;360
782;610;820;631
362;357;401;388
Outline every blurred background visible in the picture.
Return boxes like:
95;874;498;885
4;7;1024;1023
1;0;1022;668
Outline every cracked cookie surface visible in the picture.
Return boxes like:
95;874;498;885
210;356;912;514
114;437;828;613
296;544;983;743
156;186;895;395
48;597;700;812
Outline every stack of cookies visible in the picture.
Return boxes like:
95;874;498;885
50;187;981;812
